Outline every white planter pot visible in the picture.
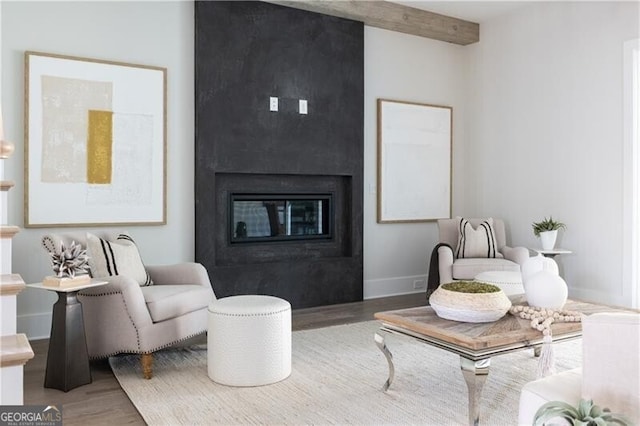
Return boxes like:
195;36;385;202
539;230;558;250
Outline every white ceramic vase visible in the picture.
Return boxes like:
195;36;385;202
523;271;568;309
521;256;567;309
539;230;558;250
521;255;559;281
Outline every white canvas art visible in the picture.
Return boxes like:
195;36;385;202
25;51;166;227
377;99;452;223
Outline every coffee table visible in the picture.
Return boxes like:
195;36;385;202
374;299;628;426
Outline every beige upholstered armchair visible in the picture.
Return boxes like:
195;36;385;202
428;217;529;289
42;232;215;379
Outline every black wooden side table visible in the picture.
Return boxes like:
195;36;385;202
28;279;107;392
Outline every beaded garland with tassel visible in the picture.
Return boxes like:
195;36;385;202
509;305;583;378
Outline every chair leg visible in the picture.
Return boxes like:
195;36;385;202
141;353;153;379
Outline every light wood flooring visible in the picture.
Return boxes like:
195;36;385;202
24;292;426;425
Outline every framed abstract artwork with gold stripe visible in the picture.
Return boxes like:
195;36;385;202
24;51;166;227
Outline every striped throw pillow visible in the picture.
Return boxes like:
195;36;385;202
86;233;153;286
455;217;499;259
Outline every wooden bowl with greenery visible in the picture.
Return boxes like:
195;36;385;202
429;281;512;323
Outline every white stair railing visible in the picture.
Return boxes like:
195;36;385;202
0;110;33;405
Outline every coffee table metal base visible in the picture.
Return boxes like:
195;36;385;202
375;327;493;426
373;332;394;392
460;357;490;426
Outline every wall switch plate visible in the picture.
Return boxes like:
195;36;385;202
413;279;426;289
299;99;308;114
270;97;278;112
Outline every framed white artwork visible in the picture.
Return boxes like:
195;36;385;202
377;99;452;223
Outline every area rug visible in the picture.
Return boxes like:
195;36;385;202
109;320;581;425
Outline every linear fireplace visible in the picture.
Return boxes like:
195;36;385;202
213;173;351;265
194;171;362;308
231;193;332;243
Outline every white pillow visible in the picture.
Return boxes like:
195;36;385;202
86;233;153;286
455;217;499;259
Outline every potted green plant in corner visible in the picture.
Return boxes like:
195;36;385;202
532;216;566;250
533;398;630;426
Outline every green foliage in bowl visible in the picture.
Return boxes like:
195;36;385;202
534;398;630;426
441;281;501;294
532;216;566;237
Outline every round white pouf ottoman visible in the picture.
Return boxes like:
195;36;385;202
208;295;291;387
474;270;525;296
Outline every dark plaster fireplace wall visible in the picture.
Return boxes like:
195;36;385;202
195;1;364;308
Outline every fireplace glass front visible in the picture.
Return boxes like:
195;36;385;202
230;194;332;243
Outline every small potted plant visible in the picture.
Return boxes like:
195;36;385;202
532;216;566;250
533;398;630;426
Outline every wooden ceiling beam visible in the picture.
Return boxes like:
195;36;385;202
262;1;479;46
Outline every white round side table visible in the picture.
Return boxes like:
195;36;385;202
530;248;572;259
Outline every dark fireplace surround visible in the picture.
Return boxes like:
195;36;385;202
195;2;364;308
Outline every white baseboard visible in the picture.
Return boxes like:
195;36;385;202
364;274;428;299
18;312;51;341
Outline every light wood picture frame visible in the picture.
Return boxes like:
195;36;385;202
377;99;452;223
24;51;167;227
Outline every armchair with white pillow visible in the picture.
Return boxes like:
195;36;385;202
41;231;215;379
518;312;640;425
429;217;530;288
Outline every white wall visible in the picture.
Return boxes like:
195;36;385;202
2;1;195;338
3;2;471;337
363;27;468;298
466;2;640;307
5;1;638;339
